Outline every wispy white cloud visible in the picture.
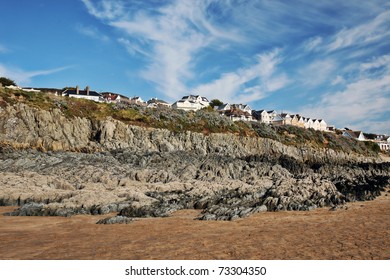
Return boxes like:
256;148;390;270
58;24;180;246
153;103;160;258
106;2;215;99
82;0;247;99
326;10;390;52
81;0;125;21
303;36;323;52
360;54;390;72
0;64;72;85
76;24;109;42
298;59;337;87
355;120;390;135
300;54;390;133
194;49;289;103
331;75;345;86
117;38;150;57
301;75;390;126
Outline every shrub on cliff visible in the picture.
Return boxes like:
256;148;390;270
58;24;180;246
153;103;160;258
0;77;16;87
364;141;381;153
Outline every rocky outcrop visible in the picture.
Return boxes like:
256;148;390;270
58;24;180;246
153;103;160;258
0;103;378;163
1;149;389;221
0;104;389;221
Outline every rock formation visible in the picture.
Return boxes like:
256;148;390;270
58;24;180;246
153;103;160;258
0;103;389;221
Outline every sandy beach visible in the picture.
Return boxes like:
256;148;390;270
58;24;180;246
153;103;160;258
1;189;389;260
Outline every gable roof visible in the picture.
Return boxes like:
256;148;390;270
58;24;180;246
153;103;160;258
215;103;230;111
343;130;363;139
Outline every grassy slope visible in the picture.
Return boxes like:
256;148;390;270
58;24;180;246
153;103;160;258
0;88;380;156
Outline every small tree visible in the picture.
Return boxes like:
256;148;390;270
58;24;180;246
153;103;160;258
209;99;224;108
0;77;16;87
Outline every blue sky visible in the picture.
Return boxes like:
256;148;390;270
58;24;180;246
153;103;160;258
1;0;389;134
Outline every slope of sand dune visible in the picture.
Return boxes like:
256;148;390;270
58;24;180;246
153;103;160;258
1;189;389;260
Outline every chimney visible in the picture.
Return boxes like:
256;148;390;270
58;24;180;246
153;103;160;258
76;86;79;95
86;86;90;95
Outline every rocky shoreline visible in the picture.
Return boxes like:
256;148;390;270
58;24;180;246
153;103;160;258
1;148;388;221
1;103;389;222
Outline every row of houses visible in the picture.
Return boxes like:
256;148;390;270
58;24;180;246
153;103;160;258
8;85;389;151
254;110;328;131
213;104;328;131
11;85;171;108
169;97;388;152
63;86;172;108
55;89;330;132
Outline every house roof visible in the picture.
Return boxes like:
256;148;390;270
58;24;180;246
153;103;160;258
181;94;209;103
147;98;169;104
64;89;101;97
32;87;62;92
216;103;230;111
343;130;362;139
363;133;378;140
272;114;283;121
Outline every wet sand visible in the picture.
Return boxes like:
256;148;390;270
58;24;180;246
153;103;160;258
1;190;389;260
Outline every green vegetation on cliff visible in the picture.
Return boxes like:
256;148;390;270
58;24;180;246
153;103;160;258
0;87;379;156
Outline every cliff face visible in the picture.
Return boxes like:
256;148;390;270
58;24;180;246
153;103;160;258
0;103;389;221
0;103;376;163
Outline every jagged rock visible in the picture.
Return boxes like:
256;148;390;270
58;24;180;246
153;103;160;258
96;216;135;224
8;202;45;216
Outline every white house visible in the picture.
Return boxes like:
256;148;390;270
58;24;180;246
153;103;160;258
342;130;366;141
318;119;327;131
172;95;210;111
379;141;390;151
252;110;277;124
374;135;390;151
280;113;292;125
311;119;320;130
253;110;270;123
131;96;144;103
289;114;305;128
225;110;253;122
62;86;103;102
303;118;313;129
102;92;122;103
21;87;41;93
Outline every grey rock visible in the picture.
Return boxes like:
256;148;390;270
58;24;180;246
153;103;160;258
96;216;135;224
